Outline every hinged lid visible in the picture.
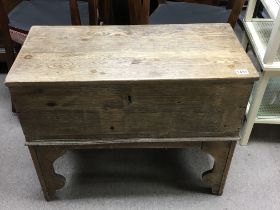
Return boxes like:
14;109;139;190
5;24;259;87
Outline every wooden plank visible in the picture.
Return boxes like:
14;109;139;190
18;110;241;140
27;140;236;200
201;141;236;195
25;139;237;146
28;147;66;201
10;80;252;141
5;24;258;86
10;81;251;111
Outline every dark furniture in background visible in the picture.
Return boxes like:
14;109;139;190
0;0;15;69
1;0;245;51
98;0;245;27
131;0;245;27
99;0;160;24
0;0;100;70
1;0;21;12
0;0;247;73
8;0;97;45
69;0;98;25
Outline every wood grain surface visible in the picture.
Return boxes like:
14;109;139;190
28;140;236;199
11;80;253;141
5;24;258;143
5;24;258;86
5;24;257;199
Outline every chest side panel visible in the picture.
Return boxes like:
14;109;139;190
10;80;253;141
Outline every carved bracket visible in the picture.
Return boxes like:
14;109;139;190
201;141;236;195
29;146;66;201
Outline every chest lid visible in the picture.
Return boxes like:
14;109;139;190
5;24;259;87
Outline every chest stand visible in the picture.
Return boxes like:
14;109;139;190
28;140;236;201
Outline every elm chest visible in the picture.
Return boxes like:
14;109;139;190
5;24;258;200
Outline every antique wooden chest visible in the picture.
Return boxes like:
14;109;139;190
5;24;258;200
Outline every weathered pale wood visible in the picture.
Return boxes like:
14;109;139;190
5;24;258;142
5;24;258;85
201;141;236;195
10;81;252;141
5;24;258;200
29;147;66;201
28;141;202;148
28;140;235;200
25;137;240;146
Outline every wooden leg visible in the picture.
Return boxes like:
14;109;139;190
11;99;16;113
241;31;249;52
28;146;66;201
201;141;236;195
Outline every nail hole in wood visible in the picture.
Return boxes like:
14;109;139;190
110;126;115;131
128;95;132;104
47;102;57;107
